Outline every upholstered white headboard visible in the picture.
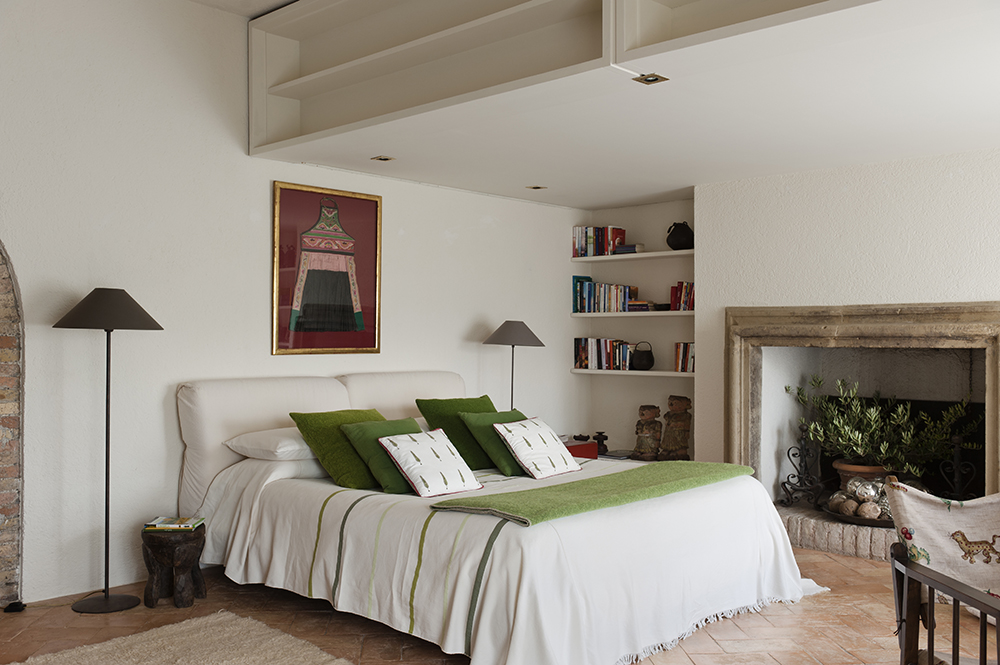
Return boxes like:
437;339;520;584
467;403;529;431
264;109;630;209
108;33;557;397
175;371;466;516
336;370;465;420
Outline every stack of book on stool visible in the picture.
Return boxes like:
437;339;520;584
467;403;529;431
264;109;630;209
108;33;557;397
143;516;204;532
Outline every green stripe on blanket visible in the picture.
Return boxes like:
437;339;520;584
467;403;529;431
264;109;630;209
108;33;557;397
431;461;753;526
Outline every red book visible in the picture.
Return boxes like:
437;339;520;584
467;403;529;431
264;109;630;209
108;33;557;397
608;227;626;253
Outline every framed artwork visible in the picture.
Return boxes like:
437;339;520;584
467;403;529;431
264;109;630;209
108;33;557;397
272;181;381;354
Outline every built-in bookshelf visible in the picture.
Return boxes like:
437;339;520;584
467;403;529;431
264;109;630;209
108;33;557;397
571;240;695;378
563;199;698;455
570;217;696;454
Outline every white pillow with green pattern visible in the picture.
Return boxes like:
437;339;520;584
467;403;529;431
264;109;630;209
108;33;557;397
378;429;482;497
492;418;581;479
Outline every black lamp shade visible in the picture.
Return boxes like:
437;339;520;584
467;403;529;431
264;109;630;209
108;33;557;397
483;321;544;347
484;321;542;411
53;288;162;331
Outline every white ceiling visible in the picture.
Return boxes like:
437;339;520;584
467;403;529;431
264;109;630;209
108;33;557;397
194;0;1000;210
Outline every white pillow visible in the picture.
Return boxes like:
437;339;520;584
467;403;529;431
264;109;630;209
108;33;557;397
224;426;316;461
378;429;482;497
493;418;581;479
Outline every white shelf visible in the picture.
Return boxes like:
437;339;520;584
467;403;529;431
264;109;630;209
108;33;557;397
615;0;875;63
268;0;601;102
571;249;694;263
250;0;607;148
571;369;694;378
572;310;693;318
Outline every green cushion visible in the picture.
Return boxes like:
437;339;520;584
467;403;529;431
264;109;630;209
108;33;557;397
416;395;497;470
340;418;423;494
289;409;384;489
459;410;528;476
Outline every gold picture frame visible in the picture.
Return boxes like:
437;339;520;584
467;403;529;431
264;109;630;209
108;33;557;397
272;181;381;354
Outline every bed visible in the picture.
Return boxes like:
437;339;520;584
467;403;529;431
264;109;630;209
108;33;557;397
177;370;814;665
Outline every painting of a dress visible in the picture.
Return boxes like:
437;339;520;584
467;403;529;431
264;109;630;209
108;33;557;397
289;198;364;333
273;182;380;354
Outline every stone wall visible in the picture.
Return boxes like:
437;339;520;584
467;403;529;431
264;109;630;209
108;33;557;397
0;249;23;606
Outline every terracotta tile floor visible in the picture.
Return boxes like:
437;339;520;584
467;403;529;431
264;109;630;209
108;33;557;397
0;548;992;664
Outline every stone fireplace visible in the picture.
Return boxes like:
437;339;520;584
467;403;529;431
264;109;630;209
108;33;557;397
724;302;1000;559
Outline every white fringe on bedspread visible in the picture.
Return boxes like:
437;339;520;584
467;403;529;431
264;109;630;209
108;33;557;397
614;580;828;665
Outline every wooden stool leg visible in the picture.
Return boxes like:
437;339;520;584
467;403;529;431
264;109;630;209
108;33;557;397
142;542;168;608
171;539;204;608
192;562;207;599
173;565;195;608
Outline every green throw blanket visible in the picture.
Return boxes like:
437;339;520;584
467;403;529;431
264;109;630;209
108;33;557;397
431;460;753;526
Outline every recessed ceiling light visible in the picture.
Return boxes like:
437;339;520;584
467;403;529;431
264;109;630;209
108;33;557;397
632;73;668;85
370;155;395;162
526;185;547;190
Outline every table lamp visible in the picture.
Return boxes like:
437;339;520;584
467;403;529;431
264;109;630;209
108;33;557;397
483;320;543;410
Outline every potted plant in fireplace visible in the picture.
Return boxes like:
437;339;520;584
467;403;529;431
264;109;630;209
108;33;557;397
786;375;981;487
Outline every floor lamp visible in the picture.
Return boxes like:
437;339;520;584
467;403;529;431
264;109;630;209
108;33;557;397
483;320;544;410
54;288;162;614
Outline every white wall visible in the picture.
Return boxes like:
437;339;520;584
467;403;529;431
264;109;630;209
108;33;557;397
1;0;590;602
694;149;1000;463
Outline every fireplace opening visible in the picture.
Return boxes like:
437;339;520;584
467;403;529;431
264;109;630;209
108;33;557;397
761;345;987;503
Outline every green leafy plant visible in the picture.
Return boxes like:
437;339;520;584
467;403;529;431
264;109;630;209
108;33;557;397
786;376;981;477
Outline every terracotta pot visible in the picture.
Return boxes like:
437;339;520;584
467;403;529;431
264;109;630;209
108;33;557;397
831;459;889;490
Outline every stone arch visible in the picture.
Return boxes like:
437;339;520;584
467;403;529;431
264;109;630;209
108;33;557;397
0;240;23;606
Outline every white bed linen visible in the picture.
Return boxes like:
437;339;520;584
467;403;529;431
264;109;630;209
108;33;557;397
199;458;811;665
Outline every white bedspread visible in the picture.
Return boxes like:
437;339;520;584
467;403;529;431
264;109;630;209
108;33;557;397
199;458;812;665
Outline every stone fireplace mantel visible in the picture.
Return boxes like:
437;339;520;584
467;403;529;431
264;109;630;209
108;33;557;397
724;302;1000;495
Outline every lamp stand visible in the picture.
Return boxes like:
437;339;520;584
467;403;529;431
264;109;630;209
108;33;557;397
72;330;140;614
508;345;515;411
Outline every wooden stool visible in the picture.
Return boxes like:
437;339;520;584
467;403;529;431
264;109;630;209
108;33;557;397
141;524;207;608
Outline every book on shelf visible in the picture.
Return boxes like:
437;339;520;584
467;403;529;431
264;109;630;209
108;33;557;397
613;243;645;254
143;516;204;531
674;342;695;373
572;279;637;313
572;275;592;313
572;225;627;257
669;281;695;311
627;300;652;312
574;337;632;371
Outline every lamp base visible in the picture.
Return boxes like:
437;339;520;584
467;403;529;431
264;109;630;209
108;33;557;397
72;593;140;614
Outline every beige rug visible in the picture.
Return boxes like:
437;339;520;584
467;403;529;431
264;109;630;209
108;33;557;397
17;610;352;664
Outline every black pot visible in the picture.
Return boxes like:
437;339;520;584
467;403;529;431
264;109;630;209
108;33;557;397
630;342;654;371
666;222;694;250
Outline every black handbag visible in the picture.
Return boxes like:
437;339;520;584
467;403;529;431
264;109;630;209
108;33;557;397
666;221;694;250
630;341;654;371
